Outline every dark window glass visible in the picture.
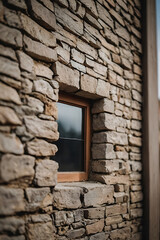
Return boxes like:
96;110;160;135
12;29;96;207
54;102;85;172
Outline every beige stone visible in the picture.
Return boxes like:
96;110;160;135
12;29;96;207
33;80;56;101
30;0;56;30
57;46;70;64
71;48;85;64
86;219;104;235
92;160;120;173
17;51;34;73
106;131;128;145
53;62;79;92
20;13;56;47
131;191;143;203
27;138;57;156
35;160;58;186
24;116;59;140
115;24;130;42
67;228;85;239
0;44;17;61
77;39;98;59
110;9;125;26
71;60;86;72
55;3;83;36
96;2;113;28
6;0;27;9
106;215;123;225
27;222;55;240
92;98;114;114
24;36;57;63
132;89;142;103
0;187;25;215
34;62;53;79
129;135;142;147
86;58;107;77
0;133;24;154
0;217;25;235
92;143;116;159
106;203;127;216
0;23;22;48
130;208;143;218
91;174;129;185
81;74;97;94
0;154;35;182
79;0;98;17
84;207;105;219
0;106;21;125
0;56;21;80
96;80;110;98
104;28;119;46
0;82;21;105
45;101;58;118
110;227;131;240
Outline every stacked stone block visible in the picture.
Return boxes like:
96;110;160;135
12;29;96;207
0;0;143;239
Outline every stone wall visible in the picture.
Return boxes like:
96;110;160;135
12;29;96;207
0;0;143;239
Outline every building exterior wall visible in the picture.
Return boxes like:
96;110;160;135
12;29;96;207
0;0;143;239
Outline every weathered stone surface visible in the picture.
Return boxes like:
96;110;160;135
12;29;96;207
89;232;106;240
25;187;52;211
92;143;116;159
55;3;83;36
130;208;143;218
109;9;124;26
0;23;22;48
110;227;131;239
33;80;56;100
17;51;34;73
30;0;56;30
0;82;22;104
86;219;104;235
131;191;143;203
79;0;98;17
84;207;105;219
115;24;130;42
0;133;24;154
26;96;44;114
96;80;110;98
24;36;57;62
81;74;97;94
45;101;58;118
67;228;85;239
91;174;129;185
96;2;113;28
4;8;22;29
0;187;25;215
57;46;70;64
35;160;58;186
92;160;120;173
106;131;128;145
71;48;85;64
24;116;59;140
53;62;79;92
0;236;25;240
77;39;98;59
0;217;25;235
27;138;58;156
106;203;127;216
129;135;142;147
20;13;56;47
0;154;35;182
6;0;27;10
0;106;21;125
53;184;82;209
132;89;142;103
27;222;55;240
106;214;123;225
71;60;86;72
92;98;114;114
86;58;107;77
34;62;53;79
0;44;17;61
0;56;21;80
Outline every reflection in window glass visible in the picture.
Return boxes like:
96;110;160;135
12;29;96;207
54;102;85;172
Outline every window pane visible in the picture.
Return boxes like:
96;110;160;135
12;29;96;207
54;138;84;171
57;102;84;139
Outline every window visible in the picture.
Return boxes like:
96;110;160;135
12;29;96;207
54;92;91;182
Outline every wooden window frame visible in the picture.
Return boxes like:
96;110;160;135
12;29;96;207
57;92;91;183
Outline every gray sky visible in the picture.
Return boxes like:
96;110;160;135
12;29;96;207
157;0;160;98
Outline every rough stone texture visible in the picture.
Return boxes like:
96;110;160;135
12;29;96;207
0;154;35;183
35;160;58;186
0;0;143;239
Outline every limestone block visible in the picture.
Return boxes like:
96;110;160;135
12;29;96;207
84;207;105;219
71;48;85;64
79;0;98;17
45;101;58;118
92;143;116;159
33;80;56;101
0;44;17;61
106;215;123;225
4;8;22;29
86;219;104;235
93;113;115;131
66;228;85;239
81;74;97;94
26;214;52;223
0;106;21;125
30;0;56;30
132;89;142;103
55;3;83;36
57;46;70;64
92;98;114;114
0;217;25;235
0;187;25;215
115;24;130;42
130;208;143;218
96;3;113;28
130;152;141;161
129;161;142;172
92;160;120;173
0;56;21;80
53;62;79;92
24;116;59;140
129;135;142;147
77;39;98;59
110;227;131;240
86;58;107;77
20;13;56;47
25;187;52;211
106;203;127;217
24;36;57;63
91;174;129;185
117;0;128;11
131;191;143;203
0;154;35;182
35;160;58;186
89;232;106;240
27;138;58;156
0;23;22;48
0;82;21;104
26;96;44;114
0;133;24;154
71;60;86;72
34;62;53;79
53;184;82;209
39;0;54;11
83;183;114;206
130;172;142;181
85;13;102;30
107;131;128;145
6;0;27;10
27;222;55;240
96;80;110;98
17;51;34;73
0;236;25;240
